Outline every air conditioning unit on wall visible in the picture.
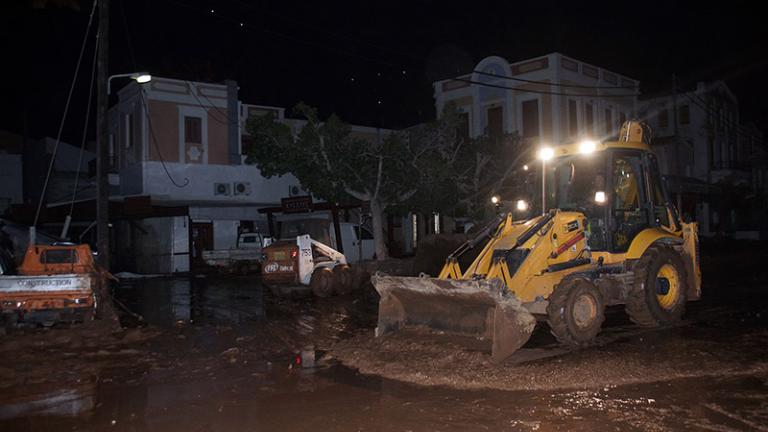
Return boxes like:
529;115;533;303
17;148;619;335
233;181;251;196
288;185;303;197
214;182;231;196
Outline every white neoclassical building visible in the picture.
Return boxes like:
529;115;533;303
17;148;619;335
433;53;639;147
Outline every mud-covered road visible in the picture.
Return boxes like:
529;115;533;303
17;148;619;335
2;240;768;431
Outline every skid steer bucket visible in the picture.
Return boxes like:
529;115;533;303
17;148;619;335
373;274;536;363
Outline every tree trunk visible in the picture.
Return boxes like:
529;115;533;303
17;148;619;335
370;200;389;260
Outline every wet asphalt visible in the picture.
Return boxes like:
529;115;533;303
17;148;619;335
1;239;768;431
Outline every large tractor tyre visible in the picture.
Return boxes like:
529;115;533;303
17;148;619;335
625;245;688;327
332;264;353;295
546;278;606;346
310;267;335;298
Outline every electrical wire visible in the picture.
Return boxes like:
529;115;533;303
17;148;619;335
471;69;637;89
138;89;190;188
223;0;637;91
33;0;98;227
118;1;189;188
161;0;641;99
68;33;100;218
451;76;639;98
186;81;235;125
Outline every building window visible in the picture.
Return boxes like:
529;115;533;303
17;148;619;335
679;104;690;125
184;116;202;143
585;103;594;134
124;113;134;148
568;100;578;137
433;213;441;234
486;106;503;142
605;109;613;135
521;99;539;140
658;108;669;128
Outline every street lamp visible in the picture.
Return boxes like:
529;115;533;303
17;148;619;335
107;71;152;94
538;146;554;215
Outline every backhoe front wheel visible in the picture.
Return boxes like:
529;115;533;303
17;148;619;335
625;245;687;327
546;278;605;346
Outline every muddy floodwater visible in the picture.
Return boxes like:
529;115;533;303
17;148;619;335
2;241;768;431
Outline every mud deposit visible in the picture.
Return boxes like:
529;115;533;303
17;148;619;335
332;324;768;391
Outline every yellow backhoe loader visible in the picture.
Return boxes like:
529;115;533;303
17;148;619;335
374;122;701;362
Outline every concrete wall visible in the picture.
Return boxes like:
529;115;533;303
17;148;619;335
115;216;189;274
212;219;239;249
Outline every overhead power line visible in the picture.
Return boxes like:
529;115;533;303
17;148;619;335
452;77;639;98
34;0;98;228
118;4;189;188
471;69;637;89
68;33;100;218
159;0;642;98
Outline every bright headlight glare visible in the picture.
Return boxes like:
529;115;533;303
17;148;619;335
538;147;554;161
516;200;528;211
595;191;606;203
580;140;597;154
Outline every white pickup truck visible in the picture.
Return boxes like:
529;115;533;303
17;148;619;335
202;232;265;273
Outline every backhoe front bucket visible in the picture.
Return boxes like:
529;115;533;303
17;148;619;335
373;274;536;363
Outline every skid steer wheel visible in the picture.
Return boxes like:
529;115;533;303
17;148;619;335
332;264;353;295
546;278;605;346
310;267;335;298
625;245;687;327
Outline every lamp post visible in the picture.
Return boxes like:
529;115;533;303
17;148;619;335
538;146;554;215
107;72;151;94
96;71;151;268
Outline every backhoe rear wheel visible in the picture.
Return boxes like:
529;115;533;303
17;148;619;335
546;278;605;346
625;245;687;327
310;267;334;298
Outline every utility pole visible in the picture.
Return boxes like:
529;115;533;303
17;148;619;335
96;0;110;269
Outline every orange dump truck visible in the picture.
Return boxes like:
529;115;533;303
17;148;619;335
0;244;99;323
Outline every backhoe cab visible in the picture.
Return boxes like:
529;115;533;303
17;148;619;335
374;121;701;362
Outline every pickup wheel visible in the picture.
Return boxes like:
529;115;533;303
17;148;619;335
310;267;334;298
333;265;353;295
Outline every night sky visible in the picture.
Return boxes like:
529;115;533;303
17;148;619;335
2;0;766;145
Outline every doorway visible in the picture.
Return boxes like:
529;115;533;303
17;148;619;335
191;222;213;271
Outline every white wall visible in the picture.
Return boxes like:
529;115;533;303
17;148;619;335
213;220;239;249
121;161;301;205
127;216;190;274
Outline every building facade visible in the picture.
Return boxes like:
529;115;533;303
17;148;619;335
433;53;639;147
107;77;394;273
639;81;765;236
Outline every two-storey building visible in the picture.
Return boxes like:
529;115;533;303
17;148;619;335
433;53;639;146
639;81;765;236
